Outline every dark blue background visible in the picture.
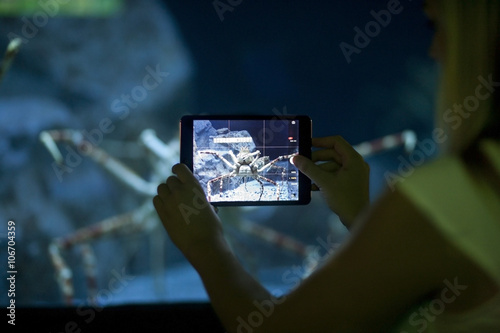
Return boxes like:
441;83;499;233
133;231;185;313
0;0;440;307
163;0;436;143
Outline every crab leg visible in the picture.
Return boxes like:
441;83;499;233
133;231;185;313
48;242;74;305
80;244;98;304
48;201;156;304
199;150;236;169
253;177;265;200
235;219;312;257
257;153;297;173
48;210;137;304
0;38;22;85
40;129;171;303
354;130;417;157
39;129;157;196
206;172;236;201
247;151;262;167
255;175;280;201
139;129;179;161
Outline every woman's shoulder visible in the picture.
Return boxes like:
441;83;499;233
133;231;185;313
394;143;499;222
479;139;500;174
385;139;500;283
387;139;500;193
397;139;500;200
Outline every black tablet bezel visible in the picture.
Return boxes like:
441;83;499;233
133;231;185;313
180;115;312;206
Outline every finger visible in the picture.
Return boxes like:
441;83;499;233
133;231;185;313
157;183;171;198
153;195;164;210
293;155;329;186
312;149;343;165
312;136;342;149
312;136;349;147
153;195;174;228
172;163;195;183
313;136;362;164
153;195;167;219
308;162;340;192
316;161;341;173
166;175;183;191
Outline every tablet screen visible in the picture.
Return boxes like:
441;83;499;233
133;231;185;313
180;115;311;206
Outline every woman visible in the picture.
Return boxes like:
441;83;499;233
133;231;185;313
153;0;500;331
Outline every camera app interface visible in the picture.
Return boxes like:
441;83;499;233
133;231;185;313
193;119;300;203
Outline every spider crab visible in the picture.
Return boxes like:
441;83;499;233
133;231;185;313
38;128;314;304
198;146;298;202
38;125;416;305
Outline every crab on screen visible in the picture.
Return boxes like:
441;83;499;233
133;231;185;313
192;119;300;203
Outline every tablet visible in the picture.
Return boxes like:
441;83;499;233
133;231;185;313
180;115;312;206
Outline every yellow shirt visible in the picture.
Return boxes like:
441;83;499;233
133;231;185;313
394;140;500;333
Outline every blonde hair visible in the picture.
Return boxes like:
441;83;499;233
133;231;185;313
436;0;500;154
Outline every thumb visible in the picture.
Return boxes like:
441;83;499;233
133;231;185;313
293;155;327;187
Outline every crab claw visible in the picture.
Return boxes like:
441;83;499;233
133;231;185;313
39;131;64;164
